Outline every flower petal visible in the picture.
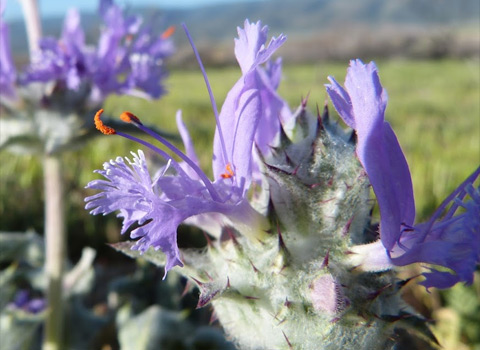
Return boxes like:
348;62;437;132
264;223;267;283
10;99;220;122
213;85;261;190
0;12;16;99
234;20;286;75
391;179;480;289
175;110;201;179
325;78;354;129
213;20;287;191
61;9;85;54
85;150;261;275
326;59;415;251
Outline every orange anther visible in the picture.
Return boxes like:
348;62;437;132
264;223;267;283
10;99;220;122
120;111;141;124
161;26;175;39
221;163;234;179
94;109;116;135
125;34;134;43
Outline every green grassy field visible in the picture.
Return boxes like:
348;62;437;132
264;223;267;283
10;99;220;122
105;59;479;220
0;58;479;348
1;59;479;236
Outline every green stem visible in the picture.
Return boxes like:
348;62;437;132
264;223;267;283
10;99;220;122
17;1;66;348
43;155;66;350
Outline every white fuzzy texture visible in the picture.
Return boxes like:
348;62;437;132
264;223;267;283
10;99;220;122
172;109;407;350
347;240;394;272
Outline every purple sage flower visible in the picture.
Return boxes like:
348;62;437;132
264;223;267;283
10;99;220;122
326;59;480;289
21;0;174;103
22;9;87;91
85;21;285;275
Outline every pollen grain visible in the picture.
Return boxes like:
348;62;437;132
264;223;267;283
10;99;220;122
221;163;235;179
120;111;142;124
161;26;176;39
94;109;116;135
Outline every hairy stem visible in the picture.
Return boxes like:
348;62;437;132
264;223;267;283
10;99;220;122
18;2;65;348
43;155;66;350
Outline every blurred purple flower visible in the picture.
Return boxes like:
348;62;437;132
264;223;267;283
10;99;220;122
11;290;46;314
21;0;174;102
0;0;17;99
326;59;480;289
85;21;283;274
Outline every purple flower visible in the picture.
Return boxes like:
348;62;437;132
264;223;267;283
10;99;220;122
86;111;264;274
326;59;479;289
0;0;17;99
213;20;288;192
86;150;250;273
123;24;175;99
23;9;87;91
10;290;46;314
390;174;480;290
85;21;284;274
326;60;416;251
22;0;174;102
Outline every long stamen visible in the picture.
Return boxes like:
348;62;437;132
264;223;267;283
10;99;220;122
95;110;221;201
119;111;222;202
181;23;230;172
96;110;175;162
221;163;234;179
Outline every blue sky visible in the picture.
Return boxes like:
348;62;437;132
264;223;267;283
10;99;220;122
4;0;255;21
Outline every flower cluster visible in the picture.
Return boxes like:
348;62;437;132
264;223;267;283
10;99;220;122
21;0;174;103
86;21;479;290
1;0;174;105
0;0;174;155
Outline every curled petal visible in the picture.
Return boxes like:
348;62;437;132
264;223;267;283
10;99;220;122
325;78;354;129
419;270;462;290
392;180;480;289
326;59;415;251
234;20;286;74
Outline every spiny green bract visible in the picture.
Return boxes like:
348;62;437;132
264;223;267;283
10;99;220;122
173;104;435;350
114;103;438;350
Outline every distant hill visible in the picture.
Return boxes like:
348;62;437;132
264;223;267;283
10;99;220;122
165;0;480;39
7;0;480;65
